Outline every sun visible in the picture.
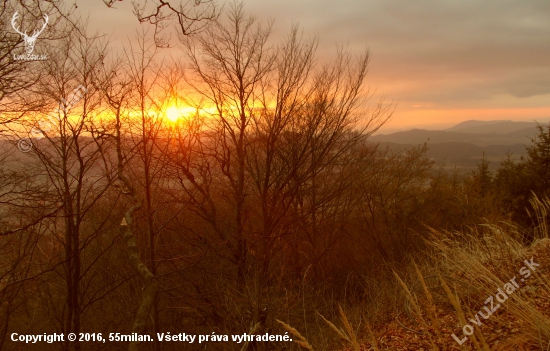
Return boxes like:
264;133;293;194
165;106;180;122
164;105;199;122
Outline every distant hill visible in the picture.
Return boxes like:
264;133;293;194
506;126;540;140
445;120;538;134
374;141;525;169
370;122;539;147
369;120;543;169
369;129;531;146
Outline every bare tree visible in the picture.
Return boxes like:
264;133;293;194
114;32;185;351
172;2;392;337
114;99;159;351
25;24;118;351
180;2;274;291
355;143;434;261
95;32;183;351
0;5;84;349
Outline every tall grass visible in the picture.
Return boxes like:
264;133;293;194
416;196;550;350
276;198;550;350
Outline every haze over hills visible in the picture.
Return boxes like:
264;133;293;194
372;120;541;146
445;120;539;134
370;120;548;168
2;120;545;170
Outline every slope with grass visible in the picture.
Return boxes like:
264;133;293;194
278;197;550;351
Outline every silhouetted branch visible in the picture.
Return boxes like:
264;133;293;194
103;0;218;47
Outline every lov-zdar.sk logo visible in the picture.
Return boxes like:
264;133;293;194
11;11;48;55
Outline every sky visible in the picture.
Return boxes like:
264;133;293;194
77;0;550;133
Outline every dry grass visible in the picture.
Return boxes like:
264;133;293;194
529;194;550;240
276;319;314;351
276;198;550;350
393;267;443;350
428;224;550;347
317;304;361;351
402;196;550;350
277;304;363;351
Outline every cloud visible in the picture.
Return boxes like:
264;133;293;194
247;0;550;106
80;0;550;128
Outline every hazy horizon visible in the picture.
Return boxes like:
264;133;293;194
373;117;550;135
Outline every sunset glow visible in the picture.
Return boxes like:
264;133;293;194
70;0;550;132
163;105;198;123
165;106;180;122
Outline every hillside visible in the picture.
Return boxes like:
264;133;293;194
376;141;525;168
370;120;545;168
445;120;539;134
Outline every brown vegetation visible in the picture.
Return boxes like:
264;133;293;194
1;2;549;351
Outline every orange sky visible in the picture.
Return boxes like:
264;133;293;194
59;1;550;134
384;107;550;132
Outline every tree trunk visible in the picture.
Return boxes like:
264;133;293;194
120;206;158;351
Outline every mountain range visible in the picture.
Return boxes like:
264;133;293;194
370;120;548;168
1;120;546;170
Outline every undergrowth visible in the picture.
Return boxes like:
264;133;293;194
276;195;550;350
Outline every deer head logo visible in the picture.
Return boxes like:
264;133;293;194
11;12;48;55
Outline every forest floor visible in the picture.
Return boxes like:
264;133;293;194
341;238;550;351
